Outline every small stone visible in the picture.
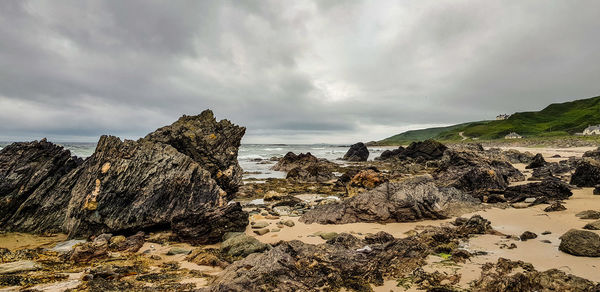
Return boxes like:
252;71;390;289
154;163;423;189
541;231;552;235
251;221;269;229
271;228;280;232
282;220;295;227
317;232;338;241
520;231;537;241
511;202;529;209
149;255;162;260
544;202;566;212
524;198;536;203
540;240;552;244
253;228;270;236
166;247;191;256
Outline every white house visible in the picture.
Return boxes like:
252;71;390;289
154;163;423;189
496;114;510;120
505;132;522;139
583;125;600;135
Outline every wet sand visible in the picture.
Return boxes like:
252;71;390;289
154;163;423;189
0;233;67;250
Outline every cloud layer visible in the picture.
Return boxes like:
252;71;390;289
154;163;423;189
1;1;599;143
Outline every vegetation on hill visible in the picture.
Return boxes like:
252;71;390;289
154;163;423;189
378;95;600;144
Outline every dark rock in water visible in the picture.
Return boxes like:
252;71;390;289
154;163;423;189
271;152;319;171
143;111;245;196
520;231;537;241
343;142;369;162
0;139;83;227
376;139;447;161
470;258;600;291
434;149;524;192
300;176;478;224
575;210;600;220
544;201;566;212
502;179;572;202
171;203;248;245
559;229;600;257
525;153;547;169
0;110;248;242
286;164;335;183
570;160;600;187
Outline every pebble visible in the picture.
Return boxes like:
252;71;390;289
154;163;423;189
253;228;270;236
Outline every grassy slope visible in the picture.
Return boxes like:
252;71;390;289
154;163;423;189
379;95;600;144
377;122;481;145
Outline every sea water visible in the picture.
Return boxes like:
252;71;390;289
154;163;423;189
0;142;394;180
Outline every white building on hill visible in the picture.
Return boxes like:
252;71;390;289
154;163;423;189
583;125;600;135
505;132;522;139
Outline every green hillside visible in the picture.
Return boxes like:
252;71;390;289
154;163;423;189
377;122;480;145
379;95;600;144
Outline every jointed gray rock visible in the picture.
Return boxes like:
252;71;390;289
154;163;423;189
0;110;248;243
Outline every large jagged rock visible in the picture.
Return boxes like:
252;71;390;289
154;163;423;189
0;139;83;227
143;111;245;195
300;176;478;224
570;160;600;187
0;110;247;242
343;142;369;162
376;140;447;161
583;147;600;160
529;159;575;181
434;149;525;192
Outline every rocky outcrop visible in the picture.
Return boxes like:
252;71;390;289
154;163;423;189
376;140;447;161
0;110;247;243
300;176;478;224
559;229;600;257
501;179;572;202
529;159;575;181
343;142;369;161
525;153;546;169
271;152;320;171
286;164;335;183
470;258;600;291
583;147;600;159
570;160;600;187
434;149;525;192
205;215;493;292
0;139;83;227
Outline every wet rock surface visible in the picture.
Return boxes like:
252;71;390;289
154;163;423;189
343;142;369;161
0;110;247;242
300;176;479;224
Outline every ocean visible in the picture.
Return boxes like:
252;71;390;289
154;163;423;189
0;142;394;180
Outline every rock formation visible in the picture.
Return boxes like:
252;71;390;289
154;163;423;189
376;140;447;161
570;160;600;187
525;153;547;169
300;176;478;224
343;142;369;161
559;229;600;257
0;110;247;242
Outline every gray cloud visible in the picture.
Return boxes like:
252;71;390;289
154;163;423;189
1;0;599;143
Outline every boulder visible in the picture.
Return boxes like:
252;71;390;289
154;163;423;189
559;229;600;257
300;176;478;224
220;233;269;258
525;153;547;169
271;152;320;171
583;147;600;160
434;149;524;193
343;142;369;162
346;169;385;197
171;203;248;245
286;164;335;183
576;210;600;220
502;179;572;202
376;140;447;161
544;202;566;212
570;160;600;187
583;220;600;230
0;111;248;241
70;234;110;262
108;231;145;253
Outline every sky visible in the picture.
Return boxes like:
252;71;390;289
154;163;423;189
1;1;600;144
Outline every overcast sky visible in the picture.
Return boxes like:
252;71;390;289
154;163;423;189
1;1;599;144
